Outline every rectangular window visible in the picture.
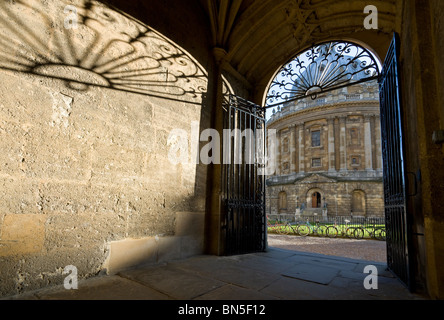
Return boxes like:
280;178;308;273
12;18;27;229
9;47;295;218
311;130;321;147
312;158;321;167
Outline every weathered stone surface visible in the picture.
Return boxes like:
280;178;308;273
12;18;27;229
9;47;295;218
0;214;46;256
0;0;210;297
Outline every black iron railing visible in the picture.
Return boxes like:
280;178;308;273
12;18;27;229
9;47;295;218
267;214;386;240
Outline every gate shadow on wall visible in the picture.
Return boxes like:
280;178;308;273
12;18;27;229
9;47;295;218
0;0;208;104
0;0;214;290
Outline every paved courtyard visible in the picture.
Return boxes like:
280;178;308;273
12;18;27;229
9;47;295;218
267;234;387;262
3;244;424;303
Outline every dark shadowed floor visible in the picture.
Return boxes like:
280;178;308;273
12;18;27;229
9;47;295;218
3;244;425;302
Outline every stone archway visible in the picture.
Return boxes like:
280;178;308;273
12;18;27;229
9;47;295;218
201;0;438;297
306;188;324;209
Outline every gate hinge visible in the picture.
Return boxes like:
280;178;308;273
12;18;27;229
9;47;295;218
432;130;444;144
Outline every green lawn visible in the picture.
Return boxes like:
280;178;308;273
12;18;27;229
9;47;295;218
267;221;386;240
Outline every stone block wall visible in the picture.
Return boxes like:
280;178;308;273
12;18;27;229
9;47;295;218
266;179;384;217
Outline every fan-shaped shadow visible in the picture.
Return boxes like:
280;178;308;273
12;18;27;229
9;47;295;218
0;0;208;105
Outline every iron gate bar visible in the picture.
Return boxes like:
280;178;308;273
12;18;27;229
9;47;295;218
222;94;266;255
378;33;411;289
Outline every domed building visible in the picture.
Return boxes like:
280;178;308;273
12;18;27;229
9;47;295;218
266;63;384;219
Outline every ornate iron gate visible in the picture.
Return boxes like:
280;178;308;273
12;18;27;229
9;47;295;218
379;33;411;289
222;94;267;255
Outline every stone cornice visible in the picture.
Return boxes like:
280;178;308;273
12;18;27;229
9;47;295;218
266;171;383;186
267;100;380;129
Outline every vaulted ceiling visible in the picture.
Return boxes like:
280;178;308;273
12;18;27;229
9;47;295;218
105;0;400;101
199;0;400;100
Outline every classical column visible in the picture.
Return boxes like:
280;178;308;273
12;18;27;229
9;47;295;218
364;115;374;171
334;117;340;171
275;129;281;175
298;123;305;173
374;115;383;171
327;117;336;172
339;116;347;171
290;125;297;173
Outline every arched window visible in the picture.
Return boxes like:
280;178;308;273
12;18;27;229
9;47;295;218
351;190;366;215
312;192;321;208
278;191;287;212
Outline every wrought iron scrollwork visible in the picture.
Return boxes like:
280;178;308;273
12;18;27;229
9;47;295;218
265;41;380;108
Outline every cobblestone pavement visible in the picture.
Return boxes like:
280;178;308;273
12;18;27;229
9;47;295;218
267;234;387;263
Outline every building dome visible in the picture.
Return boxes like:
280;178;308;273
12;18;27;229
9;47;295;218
266;79;383;218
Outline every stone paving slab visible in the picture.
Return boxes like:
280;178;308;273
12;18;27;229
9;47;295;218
260;276;342;300
223;253;295;274
195;284;278;300
7;275;172;300
281;263;340;285
119;264;225;300
39;275;171;300
1;247;426;301
185;263;280;291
